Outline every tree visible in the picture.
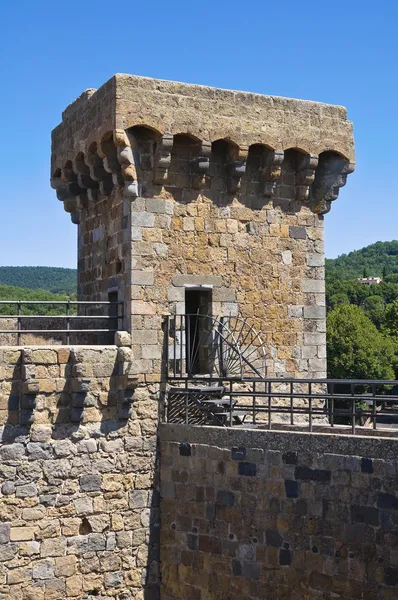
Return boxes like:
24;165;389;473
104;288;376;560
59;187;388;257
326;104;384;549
363;295;385;329
383;265;387;279
384;300;398;338
327;305;396;380
329;293;350;310
363;267;368;278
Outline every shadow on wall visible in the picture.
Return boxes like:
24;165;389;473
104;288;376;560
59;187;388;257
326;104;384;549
0;346;162;599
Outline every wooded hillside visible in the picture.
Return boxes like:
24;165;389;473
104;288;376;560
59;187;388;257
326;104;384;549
0;267;77;294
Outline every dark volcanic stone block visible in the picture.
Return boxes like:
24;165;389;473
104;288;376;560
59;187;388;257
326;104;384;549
232;559;242;576
295;466;331;482
385;567;398;586
216;490;235;506
351;505;379;526
266;529;283;547
361;458;373;474
282;451;298;465
238;462;257;477
279;549;292;566
179;442;191;456
242;561;260;580
231;446;246;460
378;493;398;510
285;480;299;498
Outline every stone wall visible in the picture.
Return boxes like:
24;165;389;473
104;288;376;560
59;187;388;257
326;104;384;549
0;344;160;600
128;139;326;379
160;424;398;600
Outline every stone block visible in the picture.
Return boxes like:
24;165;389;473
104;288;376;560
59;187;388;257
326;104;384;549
288;305;303;318
115;331;132;347
303;306;326;319
282;250;292;265
132;212;155;227
307;253;324;267
146;198;173;214
172;275;222;287
10;527;36;541
40;538;67;557
0;524;10;544
132;270;155;285
15;483;37;498
289;226;306;239
131;301;156;315
79;474;101;492
302;279;324;293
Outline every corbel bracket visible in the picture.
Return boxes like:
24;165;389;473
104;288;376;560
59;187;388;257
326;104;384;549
190;141;212;189
262;150;284;197
295;153;319;201
153;133;174;185
227;145;248;194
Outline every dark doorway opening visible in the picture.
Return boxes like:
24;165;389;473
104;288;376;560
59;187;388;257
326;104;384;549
185;288;212;375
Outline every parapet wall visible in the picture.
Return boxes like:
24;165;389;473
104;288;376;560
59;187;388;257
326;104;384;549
160;424;398;600
0;346;160;600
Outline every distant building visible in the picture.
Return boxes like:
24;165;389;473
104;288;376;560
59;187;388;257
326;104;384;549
359;277;382;285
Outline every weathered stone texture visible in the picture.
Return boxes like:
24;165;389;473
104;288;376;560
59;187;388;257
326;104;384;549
160;424;398;600
0;347;159;600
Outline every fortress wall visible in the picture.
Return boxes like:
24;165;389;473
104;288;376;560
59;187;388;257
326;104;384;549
0;345;160;600
160;424;398;600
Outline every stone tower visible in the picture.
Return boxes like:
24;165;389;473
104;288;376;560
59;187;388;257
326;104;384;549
51;74;355;382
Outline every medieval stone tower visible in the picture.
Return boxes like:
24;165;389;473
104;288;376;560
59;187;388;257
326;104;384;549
51;74;355;383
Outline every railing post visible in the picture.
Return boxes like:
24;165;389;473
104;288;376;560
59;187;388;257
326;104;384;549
252;381;256;425
351;383;356;435
268;381;272;430
308;382;312;432
165;316;170;380
185;380;189;425
66;300;70;346
330;383;334;427
290;381;294;425
180;315;183;377
17;300;21;346
173;316;177;378
186;315;191;378
372;383;377;430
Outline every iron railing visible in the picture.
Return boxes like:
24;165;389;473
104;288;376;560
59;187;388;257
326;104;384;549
164;314;266;380
0;300;124;345
165;377;398;436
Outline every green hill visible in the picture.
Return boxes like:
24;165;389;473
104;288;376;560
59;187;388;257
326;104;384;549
326;241;398;280
0;285;73;316
0;267;77;294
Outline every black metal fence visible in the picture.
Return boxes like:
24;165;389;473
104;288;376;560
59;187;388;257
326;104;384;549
0;301;124;345
165;377;398;435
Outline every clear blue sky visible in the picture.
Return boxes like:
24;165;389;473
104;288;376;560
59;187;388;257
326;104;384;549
1;0;397;268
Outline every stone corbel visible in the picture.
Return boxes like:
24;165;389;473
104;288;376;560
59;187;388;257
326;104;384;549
153;133;174;185
295;153;319;201
50;175;81;224
227;145;248;194
85;149;113;196
99;134;124;187
114;129;140;198
262;150;284;197
73;154;99;202
310;155;355;215
190;141;212;189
